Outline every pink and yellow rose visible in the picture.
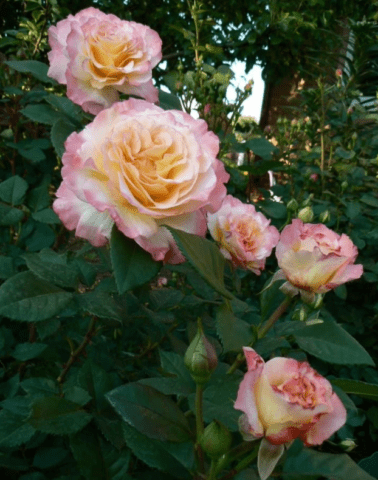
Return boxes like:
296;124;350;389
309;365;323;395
47;7;162;114
53;98;229;263
234;347;346;480
274;219;363;301
207;195;280;274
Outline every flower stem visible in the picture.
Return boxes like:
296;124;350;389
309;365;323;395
258;296;292;339
195;383;205;473
57;316;98;384
208;459;218;480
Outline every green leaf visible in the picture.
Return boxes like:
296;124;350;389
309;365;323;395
189;374;242;431
360;194;378;208
51;118;77;158
0;204;24;225
331;379;378;401
294;321;375;366
0;410;36;447
77;291;124;322
0;453;29;471
0;175;28;205
138;377;194;396
158;89;183;111
4;60;56;84
160;350;194;382
359;452;378;478
23;249;79;289
21;377;59;397
258;200;287;219
122;423;190;478
63;386;92;406
32;208;61;224
77;360;117;411
0;256;15;279
70;424;131;480
139;351;195;396
284;443;376;479
215;302;253;352
335;147;355;160
244;137;278;160
166;226;233;299
110;226;161;294
94;411;125;450
148;288;184;310
21;104;63;125
0;271;73;321
260;277;286;322
29;396;92;435
33;447;69;469
12;342;47;361
1;396;32;416
106;383;192;443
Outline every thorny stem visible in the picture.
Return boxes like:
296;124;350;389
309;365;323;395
57;316;98;384
226;296;292;375
32;0;50;57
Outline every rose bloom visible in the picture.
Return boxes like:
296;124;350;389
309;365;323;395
47;7;162;114
234;347;347;480
53;98;229;263
274;219;363;301
207;195;280;274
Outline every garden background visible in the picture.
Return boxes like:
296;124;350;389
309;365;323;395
1;1;378;479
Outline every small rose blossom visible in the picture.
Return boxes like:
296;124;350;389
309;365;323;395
53;98;229;263
47;7;162;114
207;195;280;274
204;104;211;115
336;68;343;77
310;173;318;182
273;219;363;302
234;347;346;480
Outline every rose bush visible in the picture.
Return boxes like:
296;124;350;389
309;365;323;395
47;7;162;114
274;219;363;301
234;347;347;480
53;98;229;263
207;195;280;274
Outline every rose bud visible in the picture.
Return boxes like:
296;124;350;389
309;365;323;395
297;206;314;223
234;347;347;480
184;319;218;385
200;420;233;459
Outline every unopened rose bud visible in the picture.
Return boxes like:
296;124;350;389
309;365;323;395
244;80;253;91
319;210;330;223
200;420;232;459
204;104;211;115
340;439;357;452
298;207;314;223
341;181;348;191
287;198;298;211
336;69;342;77
184;319;218;384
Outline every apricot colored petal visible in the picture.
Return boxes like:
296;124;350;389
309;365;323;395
304;392;347;446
